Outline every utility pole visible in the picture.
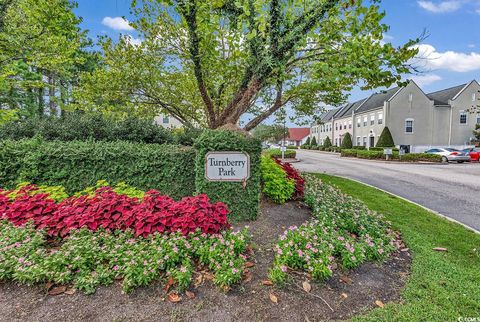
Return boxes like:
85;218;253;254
282;116;286;160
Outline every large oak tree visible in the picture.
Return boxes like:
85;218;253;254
75;0;420;130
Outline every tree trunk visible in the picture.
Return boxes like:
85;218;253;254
48;74;57;115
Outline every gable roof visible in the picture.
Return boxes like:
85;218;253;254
427;83;466;106
335;98;367;119
355;87;401;114
319;107;341;122
286;128;310;141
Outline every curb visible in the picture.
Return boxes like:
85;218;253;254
333;175;480;235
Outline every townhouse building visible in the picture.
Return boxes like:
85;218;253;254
309;79;480;152
310;108;340;146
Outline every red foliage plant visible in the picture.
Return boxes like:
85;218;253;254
0;185;230;238
273;157;305;199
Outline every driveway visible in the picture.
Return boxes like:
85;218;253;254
294;150;480;232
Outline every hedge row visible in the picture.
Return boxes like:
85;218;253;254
265;149;297;159
341;149;442;162
0;113;202;146
0;139;196;200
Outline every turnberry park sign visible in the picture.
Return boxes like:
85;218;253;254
205;152;250;182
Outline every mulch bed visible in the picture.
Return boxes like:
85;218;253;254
0;201;411;322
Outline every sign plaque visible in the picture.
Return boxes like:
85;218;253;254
205;152;250;182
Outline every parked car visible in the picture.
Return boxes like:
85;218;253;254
425;148;471;163
462;148;480;161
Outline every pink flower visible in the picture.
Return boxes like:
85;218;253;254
280;265;288;273
113;265;120;271
232;268;239;274
378;248;384;254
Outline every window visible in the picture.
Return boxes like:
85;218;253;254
362;137;367;147
343;122;347;129
378;113;383;125
477;113;480;124
335;123;338;130
357;118;361;128
363;116;367;127
349;121;352;129
163;115;170;124
473;93;477;102
405;119;414;133
460;111;467;124
370;114;375;125
356;136;361;146
335;138;338;146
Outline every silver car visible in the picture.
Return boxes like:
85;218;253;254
425;148;471;163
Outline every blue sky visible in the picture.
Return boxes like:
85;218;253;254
75;0;480;124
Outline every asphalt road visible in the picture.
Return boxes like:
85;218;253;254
294;150;480;232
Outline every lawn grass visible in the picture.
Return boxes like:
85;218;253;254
315;174;480;322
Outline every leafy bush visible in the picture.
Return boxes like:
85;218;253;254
0;113;176;144
273;158;305;199
376;127;395;147
260;156;295;204
300;144;310;149
305;137;311;145
265;148;296;159
269;175;396;284
0;220;250;294
356;150;384;159
340;149;358;157
194;130;261;221
0;139;196;200
352;146;366;150
323;136;332;148
399;153;442;162
310;137;317;147
341;133;353;149
1;184;230;238
287;145;298;149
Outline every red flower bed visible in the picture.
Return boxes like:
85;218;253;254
0;185;230;237
273;157;305;199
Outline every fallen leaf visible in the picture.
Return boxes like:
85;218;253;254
163;277;174;292
399;272;409;278
245;262;255;268
341;293;348;299
242;271;253;282
48;285;67;296
261;280;274;286
433;247;448;252
222;285;231;292
167;292;182;303
204;272;214;281
194;274;203;288
302;281;312;293
185;291;196;299
340;275;353;284
269;293;278;304
375;300;385;308
64;288;76;295
45;281;54;291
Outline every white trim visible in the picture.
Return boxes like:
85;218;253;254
405;118;414;134
452;80;479;101
386;85;405;102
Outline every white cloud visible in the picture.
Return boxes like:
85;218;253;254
417;0;462;13
125;35;143;46
476;7;480;14
468;44;476;48
412;44;480;72
410;74;443;86
102;16;134;31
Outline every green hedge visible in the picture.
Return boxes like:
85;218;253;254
265;149;296;159
0;139;196;199
0;113;203;146
398;153;442;162
356;150;384;159
340;149;358;157
194;130;261;221
369;147;399;152
260;155;295;204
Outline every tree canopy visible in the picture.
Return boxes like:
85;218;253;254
252;124;287;142
74;0;420;130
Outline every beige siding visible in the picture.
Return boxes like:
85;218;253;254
449;81;480;145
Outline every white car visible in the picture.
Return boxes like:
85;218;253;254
425;148;471;163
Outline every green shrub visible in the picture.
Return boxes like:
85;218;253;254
323;136;332;148
341;133;353;149
194;130;261;221
287;145;298;150
376;127;395;147
305;137;311;145
301;144;310;149
356;150;384;159
369;147;399;152
399;153;442;162
310;137;317;147
0;139;196;200
352;146;366;150
340;149;357;158
260;156;295;204
265;149;296;159
0;113;176;145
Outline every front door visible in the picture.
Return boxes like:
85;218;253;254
369;136;375;148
